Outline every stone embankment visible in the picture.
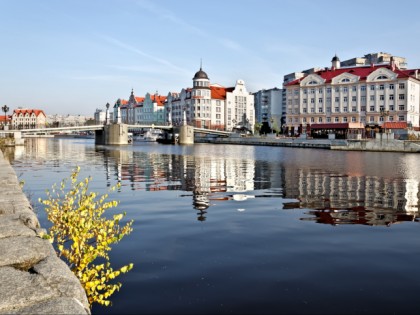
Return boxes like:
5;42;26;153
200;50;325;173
197;135;420;153
0;150;89;315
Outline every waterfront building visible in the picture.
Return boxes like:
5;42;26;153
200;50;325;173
116;89;166;125
166;67;255;132
11;108;46;129
253;87;283;133
284;55;420;138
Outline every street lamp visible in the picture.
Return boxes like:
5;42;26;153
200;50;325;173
2;105;9;128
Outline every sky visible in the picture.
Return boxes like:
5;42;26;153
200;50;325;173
1;0;420;116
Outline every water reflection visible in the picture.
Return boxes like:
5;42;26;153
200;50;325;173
9;138;420;226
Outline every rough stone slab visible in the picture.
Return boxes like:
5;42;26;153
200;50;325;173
0;266;56;312
0;236;50;269
34;254;90;310
0;215;36;239
3;297;89;315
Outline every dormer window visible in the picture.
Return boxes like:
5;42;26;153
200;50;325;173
341;78;350;83
308;80;317;85
376;75;388;80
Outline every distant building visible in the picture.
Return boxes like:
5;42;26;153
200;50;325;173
94;108;107;124
253;87;283;132
116;89;166;125
12;108;46;129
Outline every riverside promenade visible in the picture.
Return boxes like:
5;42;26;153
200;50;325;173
0;150;89;315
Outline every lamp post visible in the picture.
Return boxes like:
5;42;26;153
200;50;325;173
2;105;9;128
380;108;390;133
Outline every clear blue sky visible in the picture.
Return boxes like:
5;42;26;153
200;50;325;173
1;0;420;116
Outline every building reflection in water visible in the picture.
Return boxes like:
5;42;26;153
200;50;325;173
13;139;420;226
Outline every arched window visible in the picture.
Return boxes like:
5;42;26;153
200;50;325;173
376;75;388;80
341;78;350;83
308;80;317;85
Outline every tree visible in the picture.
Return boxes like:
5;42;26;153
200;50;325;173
39;166;133;308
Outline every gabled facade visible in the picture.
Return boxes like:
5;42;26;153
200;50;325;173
284;55;420;136
11;109;46;129
165;67;255;132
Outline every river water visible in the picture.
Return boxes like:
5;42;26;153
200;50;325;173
7;138;420;314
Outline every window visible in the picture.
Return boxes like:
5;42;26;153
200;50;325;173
343;97;348;102
370;106;375;111
327;117;331;122
379;84;384;90
303;108;307;113
334;117;339;122
318;107;323;113
343;117;348;122
326;97;331;103
319;88;323;94
351;117;357;122
377;75;388;80
352;86;357;92
335;107;339;112
379;116;384;122
343;87;348;93
389;105;394;111
399;105;405;110
310;117;315;122
361;106;366;111
370;85;375;91
308;80;317;85
370;116;374;122
341;78;350;83
389;84;394;90
389;94;394;100
370;95;375;101
343;107;348;112
399;83;405;89
398;115;405;121
318;117;323;122
327;107;331;112
361;85;366;91
399;94;405;100
361;96;366;102
380;95;385;100
303;117;307;123
303;99;307;104
326;88;331;94
310;89;315;94
303;89;307;94
352;106;357;112
311;98;315;103
389;116;394;121
335;87;339;92
335;97;339;102
318;98;323;103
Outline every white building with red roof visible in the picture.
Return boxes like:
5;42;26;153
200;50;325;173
11;108;46;129
166;67;255;132
284;55;420;138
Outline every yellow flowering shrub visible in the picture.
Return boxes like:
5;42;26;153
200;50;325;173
39;166;134;307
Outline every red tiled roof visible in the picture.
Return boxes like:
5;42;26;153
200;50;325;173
383;122;407;129
210;86;227;99
135;96;145;103
150;95;166;106
13;109;46;117
286;65;419;86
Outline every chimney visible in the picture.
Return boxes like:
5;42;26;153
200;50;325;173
390;56;396;71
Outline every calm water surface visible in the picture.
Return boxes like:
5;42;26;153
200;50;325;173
8;138;420;314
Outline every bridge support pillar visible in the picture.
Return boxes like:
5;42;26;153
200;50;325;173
178;125;194;144
95;124;129;145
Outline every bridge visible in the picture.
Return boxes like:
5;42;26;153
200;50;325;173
0;123;232;145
